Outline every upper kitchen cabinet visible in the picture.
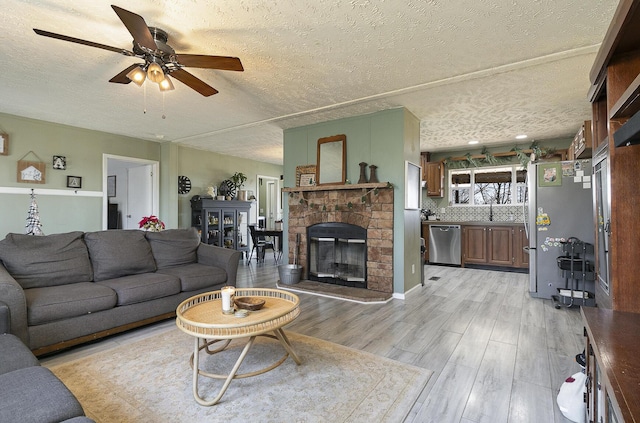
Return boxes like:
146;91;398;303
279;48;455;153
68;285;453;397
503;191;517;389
421;154;444;197
588;0;640;313
568;120;593;159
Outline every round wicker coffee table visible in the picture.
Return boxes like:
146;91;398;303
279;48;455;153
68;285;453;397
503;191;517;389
176;288;301;406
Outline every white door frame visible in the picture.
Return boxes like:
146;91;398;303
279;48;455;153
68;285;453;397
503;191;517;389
103;154;160;230
256;175;281;229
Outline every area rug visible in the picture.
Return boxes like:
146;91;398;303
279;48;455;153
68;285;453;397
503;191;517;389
277;280;393;303
46;329;432;423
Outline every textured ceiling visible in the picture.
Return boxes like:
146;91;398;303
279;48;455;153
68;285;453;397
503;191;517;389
0;1;619;165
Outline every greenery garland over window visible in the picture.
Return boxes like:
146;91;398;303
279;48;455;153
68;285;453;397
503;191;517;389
443;143;555;169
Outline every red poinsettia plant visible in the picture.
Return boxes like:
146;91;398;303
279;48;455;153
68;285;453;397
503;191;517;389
138;215;165;232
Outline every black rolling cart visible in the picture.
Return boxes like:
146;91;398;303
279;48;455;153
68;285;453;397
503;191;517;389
553;237;596;308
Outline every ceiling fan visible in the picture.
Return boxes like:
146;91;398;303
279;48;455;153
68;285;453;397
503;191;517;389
33;5;243;96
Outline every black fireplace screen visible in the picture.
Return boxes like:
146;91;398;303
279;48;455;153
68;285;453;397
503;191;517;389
307;223;367;288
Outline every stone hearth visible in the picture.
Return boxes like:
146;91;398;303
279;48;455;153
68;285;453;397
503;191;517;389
284;183;393;293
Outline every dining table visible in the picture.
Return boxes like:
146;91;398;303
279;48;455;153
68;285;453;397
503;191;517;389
255;228;283;262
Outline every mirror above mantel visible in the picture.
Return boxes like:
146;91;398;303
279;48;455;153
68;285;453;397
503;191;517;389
316;134;346;185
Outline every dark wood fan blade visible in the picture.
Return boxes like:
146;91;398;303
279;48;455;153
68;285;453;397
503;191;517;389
33;29;133;55
175;55;244;71
111;5;157;51
170;69;218;96
109;64;141;84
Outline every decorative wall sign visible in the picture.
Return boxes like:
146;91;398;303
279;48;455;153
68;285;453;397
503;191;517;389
0;133;8;156
299;173;316;187
67;176;82;189
17;151;46;184
53;155;66;170
295;164;316;187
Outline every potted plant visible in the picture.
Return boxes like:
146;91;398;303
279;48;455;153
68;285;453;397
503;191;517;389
230;172;248;200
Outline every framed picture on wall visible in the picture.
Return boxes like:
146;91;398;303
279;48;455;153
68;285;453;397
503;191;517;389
67;176;82;189
538;162;562;187
107;175;116;197
405;161;422;210
0;133;8;156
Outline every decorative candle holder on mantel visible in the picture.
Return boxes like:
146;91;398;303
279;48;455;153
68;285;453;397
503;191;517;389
369;165;379;183
358;162;368;184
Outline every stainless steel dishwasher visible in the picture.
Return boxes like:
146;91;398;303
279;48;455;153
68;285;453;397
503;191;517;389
429;224;462;265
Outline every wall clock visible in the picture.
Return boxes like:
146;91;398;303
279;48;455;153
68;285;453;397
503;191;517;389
178;175;191;194
219;179;236;198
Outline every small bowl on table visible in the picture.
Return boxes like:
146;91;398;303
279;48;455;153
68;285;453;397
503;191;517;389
234;297;266;311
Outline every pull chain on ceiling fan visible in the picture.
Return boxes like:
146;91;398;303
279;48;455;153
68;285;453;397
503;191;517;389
33;5;244;97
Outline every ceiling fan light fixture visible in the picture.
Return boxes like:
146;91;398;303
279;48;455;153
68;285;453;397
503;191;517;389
126;66;147;86
158;75;175;92
147;62;164;83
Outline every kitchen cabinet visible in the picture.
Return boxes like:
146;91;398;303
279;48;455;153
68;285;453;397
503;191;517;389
420;155;444;198
191;199;250;256
421;223;429;262
462;226;487;264
514;226;529;269
569;120;592;159
487;226;513;266
462;224;526;268
582;307;640;423
588;0;640;313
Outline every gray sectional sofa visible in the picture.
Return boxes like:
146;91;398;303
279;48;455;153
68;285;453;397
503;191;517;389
0;227;241;355
0;332;94;423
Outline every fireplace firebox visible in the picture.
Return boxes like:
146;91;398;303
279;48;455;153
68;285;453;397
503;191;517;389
307;223;367;289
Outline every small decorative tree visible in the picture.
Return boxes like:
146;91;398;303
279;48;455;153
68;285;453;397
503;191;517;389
230;172;247;196
25;190;44;236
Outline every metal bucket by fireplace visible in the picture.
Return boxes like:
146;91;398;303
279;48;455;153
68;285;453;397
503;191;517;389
278;264;302;285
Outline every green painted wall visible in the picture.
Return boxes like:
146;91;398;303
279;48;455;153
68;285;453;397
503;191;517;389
283;108;422;294
175;146;282;228
0;112;282;236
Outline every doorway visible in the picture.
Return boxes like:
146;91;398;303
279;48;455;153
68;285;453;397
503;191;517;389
103;155;159;230
256;175;281;229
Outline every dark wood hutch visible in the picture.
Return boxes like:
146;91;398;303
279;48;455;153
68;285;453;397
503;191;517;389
583;1;640;422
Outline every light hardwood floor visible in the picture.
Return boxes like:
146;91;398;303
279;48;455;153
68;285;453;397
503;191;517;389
42;259;584;423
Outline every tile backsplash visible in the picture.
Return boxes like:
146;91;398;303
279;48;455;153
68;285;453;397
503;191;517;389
421;197;525;223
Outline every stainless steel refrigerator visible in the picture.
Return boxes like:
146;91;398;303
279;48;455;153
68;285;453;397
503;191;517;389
526;160;595;300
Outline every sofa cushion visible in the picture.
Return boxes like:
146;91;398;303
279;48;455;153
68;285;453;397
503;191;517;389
0;366;86;423
84;230;156;281
145;228;199;269
0;334;40;375
25;283;117;326
157;263;228;292
96;273;181;306
0;232;93;289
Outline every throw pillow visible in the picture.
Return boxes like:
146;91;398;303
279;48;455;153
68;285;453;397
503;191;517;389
145;228;199;269
84;230;156;281
0;232;93;289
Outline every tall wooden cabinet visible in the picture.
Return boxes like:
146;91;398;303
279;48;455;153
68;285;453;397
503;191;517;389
191;199;250;256
588;0;640;313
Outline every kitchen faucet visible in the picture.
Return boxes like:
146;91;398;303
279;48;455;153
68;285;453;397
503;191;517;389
489;202;493;221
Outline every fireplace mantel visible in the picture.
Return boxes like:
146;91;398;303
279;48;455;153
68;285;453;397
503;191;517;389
283;182;390;193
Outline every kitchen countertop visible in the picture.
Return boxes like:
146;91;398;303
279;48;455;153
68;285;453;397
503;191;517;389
422;221;524;226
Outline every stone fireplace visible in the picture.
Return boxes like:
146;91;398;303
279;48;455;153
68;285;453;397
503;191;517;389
284;183;394;293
